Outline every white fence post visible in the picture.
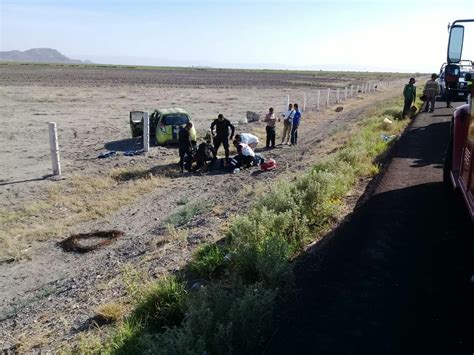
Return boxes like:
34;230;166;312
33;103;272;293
317;90;321;110
326;88;330;107
48;122;61;176
303;92;307;112
143;111;150;153
356;85;359;96
350;85;353;98
344;87;348;100
336;88;340;103
287;94;290;108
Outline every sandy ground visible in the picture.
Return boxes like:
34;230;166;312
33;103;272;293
0;64;406;351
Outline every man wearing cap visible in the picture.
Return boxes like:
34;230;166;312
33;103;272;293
210;113;235;161
403;77;417;118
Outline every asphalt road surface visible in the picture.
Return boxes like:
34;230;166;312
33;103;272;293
269;101;474;355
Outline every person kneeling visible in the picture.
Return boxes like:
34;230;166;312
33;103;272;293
228;139;264;170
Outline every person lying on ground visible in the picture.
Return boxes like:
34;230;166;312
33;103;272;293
234;133;259;149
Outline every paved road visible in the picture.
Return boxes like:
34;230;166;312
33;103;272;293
269;101;474;355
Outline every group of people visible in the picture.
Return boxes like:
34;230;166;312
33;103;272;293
403;71;473;117
403;76;441;117
177;104;303;173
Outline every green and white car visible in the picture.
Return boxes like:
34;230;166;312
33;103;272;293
130;108;196;145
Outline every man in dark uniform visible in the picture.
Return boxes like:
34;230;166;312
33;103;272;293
193;132;217;172
178;122;194;173
210;113;235;161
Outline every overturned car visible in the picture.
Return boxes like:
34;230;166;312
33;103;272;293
130;108;196;145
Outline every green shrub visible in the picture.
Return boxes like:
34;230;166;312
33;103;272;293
189;244;227;279
133;276;187;330
165;201;210;226
183;282;276;354
229;207;309;286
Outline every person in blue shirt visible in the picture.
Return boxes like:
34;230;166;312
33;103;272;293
290;103;301;145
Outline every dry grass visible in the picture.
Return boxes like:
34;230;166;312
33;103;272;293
0;166;167;261
95;302;126;324
164;224;189;245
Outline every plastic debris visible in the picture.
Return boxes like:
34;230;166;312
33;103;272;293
98;150;116;159
380;134;397;142
383;117;393;124
233;168;240;174
124;149;145;156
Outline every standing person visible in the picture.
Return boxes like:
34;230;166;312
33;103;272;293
423;74;440;113
281;103;294;145
264;107;278;148
178;122;194;173
290;103;301;145
210;113;235;161
403;77;417;118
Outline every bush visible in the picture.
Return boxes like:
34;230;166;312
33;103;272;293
182;282;276;354
132;276;188;330
229;207;309;286
189;244;227;279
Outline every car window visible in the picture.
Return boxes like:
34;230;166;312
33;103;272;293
162;114;189;126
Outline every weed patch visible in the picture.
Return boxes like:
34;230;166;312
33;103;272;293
0;167;163;260
164;201;210;226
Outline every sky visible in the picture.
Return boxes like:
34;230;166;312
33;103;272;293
1;0;473;72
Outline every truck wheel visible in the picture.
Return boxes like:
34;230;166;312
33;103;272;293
443;135;453;186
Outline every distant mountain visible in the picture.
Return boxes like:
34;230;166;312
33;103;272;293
0;48;92;64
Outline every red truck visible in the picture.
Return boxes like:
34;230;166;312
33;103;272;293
443;19;474;221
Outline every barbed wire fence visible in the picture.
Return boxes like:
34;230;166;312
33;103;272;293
280;79;404;114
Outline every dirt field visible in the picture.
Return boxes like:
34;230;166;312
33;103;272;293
0;63;408;351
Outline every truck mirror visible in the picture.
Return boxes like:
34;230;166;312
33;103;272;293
448;25;464;64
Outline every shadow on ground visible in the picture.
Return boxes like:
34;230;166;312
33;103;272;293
394;120;450;168
269;182;473;355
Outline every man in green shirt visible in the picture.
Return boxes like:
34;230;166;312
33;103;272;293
403;77;417;118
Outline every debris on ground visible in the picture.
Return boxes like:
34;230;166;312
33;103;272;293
58;230;124;253
246;111;260;122
98;150;116;159
124;149;145;156
380;134;397;142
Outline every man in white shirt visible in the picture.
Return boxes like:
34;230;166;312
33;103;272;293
235;133;259;149
281;103;294;145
